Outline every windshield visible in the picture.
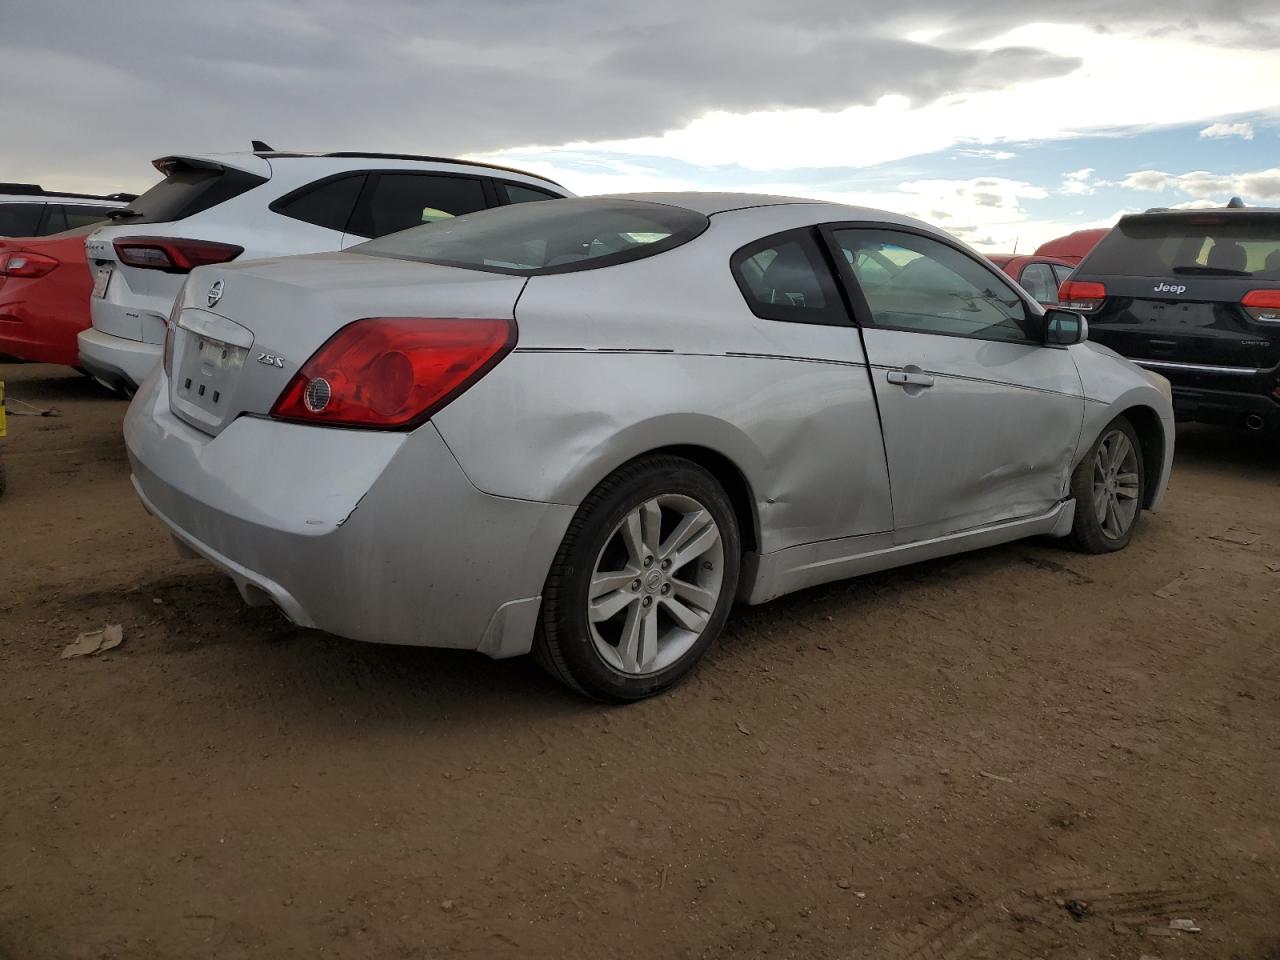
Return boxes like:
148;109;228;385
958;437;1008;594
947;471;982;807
351;198;709;275
1081;214;1280;279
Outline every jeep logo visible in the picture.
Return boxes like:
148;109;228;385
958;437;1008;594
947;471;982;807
1154;282;1187;295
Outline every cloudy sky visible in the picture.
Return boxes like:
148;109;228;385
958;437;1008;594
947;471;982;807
3;0;1279;250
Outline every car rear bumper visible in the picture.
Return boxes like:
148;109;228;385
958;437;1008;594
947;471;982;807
77;327;160;392
0;317;84;368
0;320;76;366
124;372;576;657
1169;384;1280;430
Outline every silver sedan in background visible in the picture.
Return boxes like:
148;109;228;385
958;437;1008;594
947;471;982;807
124;194;1174;700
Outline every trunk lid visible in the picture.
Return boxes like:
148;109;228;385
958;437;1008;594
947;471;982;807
1085;275;1280;373
166;251;527;436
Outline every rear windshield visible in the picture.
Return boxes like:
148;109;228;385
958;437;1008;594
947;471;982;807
351;198;709;275
1081;214;1280;279
106;160;268;226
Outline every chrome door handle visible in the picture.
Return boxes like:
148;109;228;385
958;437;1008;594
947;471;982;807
886;369;935;388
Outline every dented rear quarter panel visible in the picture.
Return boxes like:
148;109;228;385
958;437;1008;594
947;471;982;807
432;206;898;555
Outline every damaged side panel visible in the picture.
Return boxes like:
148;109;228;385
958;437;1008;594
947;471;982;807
856;327;1086;545
433;351;895;555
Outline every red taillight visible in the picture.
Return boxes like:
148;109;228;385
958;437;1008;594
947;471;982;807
0;251;59;278
1058;280;1106;312
270;317;516;429
113;236;243;273
1243;289;1280;323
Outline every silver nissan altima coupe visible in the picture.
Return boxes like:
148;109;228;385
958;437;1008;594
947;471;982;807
125;193;1175;700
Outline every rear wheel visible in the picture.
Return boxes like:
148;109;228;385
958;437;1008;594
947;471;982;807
1068;415;1144;553
536;455;740;701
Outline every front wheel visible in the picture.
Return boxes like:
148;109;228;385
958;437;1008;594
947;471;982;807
535;455;741;701
1068;415;1144;553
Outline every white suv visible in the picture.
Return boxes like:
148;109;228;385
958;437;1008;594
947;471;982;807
79;150;571;391
0;183;133;237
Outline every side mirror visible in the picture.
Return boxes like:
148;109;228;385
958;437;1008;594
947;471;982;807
1044;308;1088;346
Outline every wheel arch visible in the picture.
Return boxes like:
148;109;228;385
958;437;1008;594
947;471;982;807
1115;403;1167;509
642;444;761;555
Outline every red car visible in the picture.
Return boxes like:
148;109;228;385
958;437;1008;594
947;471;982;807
0;226;95;367
1034;228;1108;265
986;253;1076;306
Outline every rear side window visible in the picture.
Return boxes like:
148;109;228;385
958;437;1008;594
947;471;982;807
350;173;488;239
499;182;559;205
41;205;69;234
353;198;708;275
1082;215;1280;279
61;205;113;229
0;202;45;236
115;161;269;225
1018;262;1059;304
1051;263;1074;287
272;174;366;233
730;229;848;325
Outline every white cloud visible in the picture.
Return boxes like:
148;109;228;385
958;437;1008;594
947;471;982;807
957;148;1018;160
1060;168;1097;195
488;24;1280;173
463;152;697;196
1121;167;1280;200
702;176;1092;252
1122;170;1174;191
1199;121;1255;140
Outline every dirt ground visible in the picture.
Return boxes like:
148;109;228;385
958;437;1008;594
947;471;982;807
1;360;1277;960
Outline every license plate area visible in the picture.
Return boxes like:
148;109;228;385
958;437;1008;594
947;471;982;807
168;308;254;433
92;266;111;298
174;334;248;415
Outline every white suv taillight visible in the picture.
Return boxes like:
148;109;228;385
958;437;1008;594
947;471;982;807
113;236;243;274
270;317;516;429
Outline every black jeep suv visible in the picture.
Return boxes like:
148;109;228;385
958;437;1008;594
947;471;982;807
1062;204;1280;431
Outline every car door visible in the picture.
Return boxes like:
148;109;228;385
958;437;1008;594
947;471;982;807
824;225;1085;544
726;226;895;547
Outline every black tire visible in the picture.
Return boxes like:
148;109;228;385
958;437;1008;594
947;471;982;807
535;455;741;701
1068;414;1144;554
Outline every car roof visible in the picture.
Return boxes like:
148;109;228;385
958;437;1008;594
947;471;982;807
0;184;131;205
153;151;565;190
1034;228;1108;260
1122;206;1280;222
594;192;947;235
987;253;1074;267
601;192;819;216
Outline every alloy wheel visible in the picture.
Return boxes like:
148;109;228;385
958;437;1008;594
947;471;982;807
587;494;724;676
1092;429;1140;540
